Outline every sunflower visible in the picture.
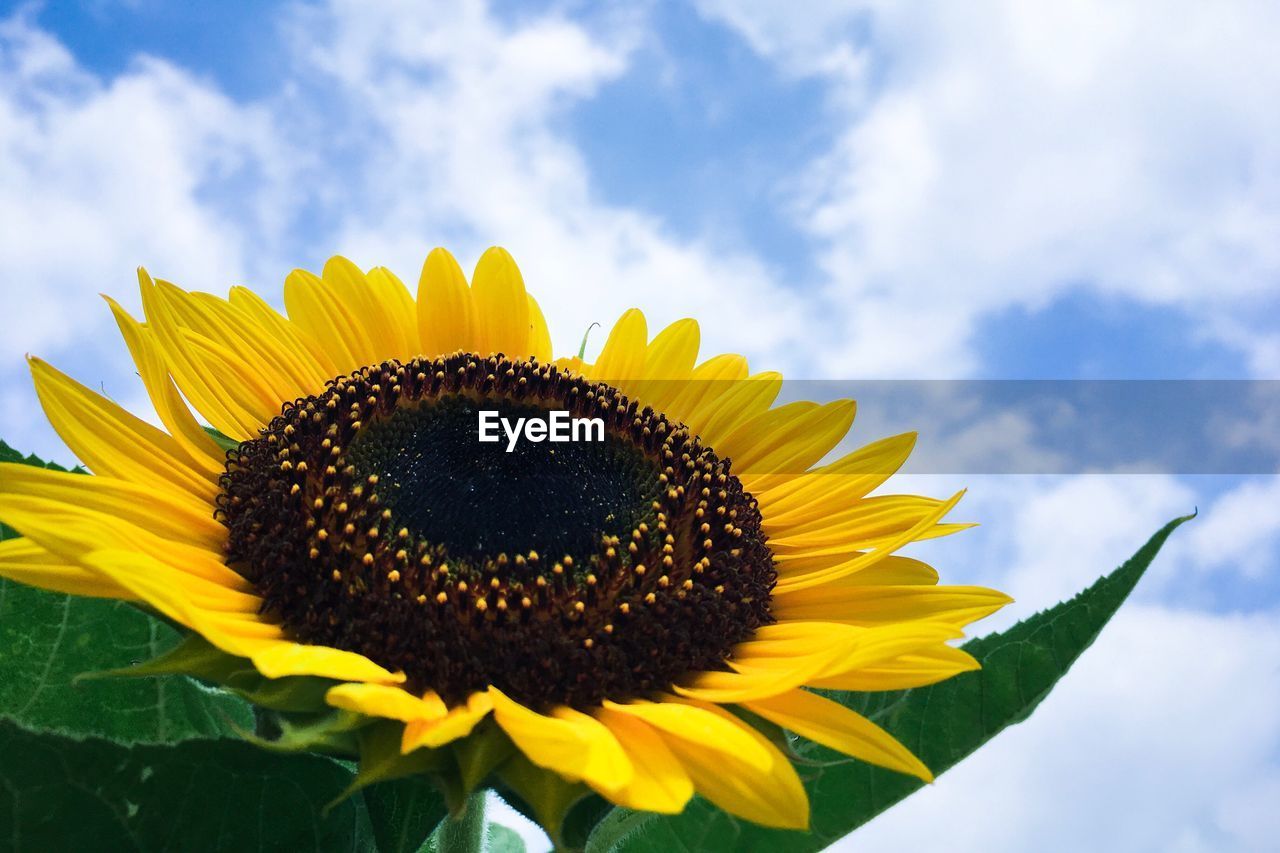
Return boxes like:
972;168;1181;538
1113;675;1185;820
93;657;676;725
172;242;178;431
0;247;1009;835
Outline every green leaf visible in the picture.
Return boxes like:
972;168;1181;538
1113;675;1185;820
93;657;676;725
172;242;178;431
0;445;253;744
363;775;451;853
0;718;378;851
593;515;1193;852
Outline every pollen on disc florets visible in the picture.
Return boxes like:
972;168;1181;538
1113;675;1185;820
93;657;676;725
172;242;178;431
215;352;775;709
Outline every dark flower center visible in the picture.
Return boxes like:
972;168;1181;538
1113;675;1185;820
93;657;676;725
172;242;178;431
216;353;775;709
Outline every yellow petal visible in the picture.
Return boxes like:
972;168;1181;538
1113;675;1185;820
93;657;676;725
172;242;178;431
655;700;808;830
323;256;406;366
744;688;933;781
176;286;311;405
0;462;224;551
774;491;965;592
768;494;951;547
28;356;217;501
526;294;553;363
0;492;247;593
402;691;494;751
416;248;475;356
490;688;633;793
365;266;420;361
769;553;941;587
807;644;981;691
725;399;856;480
753;432;917;524
601;697;772;772
643;318;700;380
106;297;225;474
590;309;648;385
593;707;694;813
470;247;529;358
636;317;700;412
228;285;338;380
82;549;276;659
665;353;748;428
137;270;268;440
326;683;448;722
690;371;783;448
250;641;405;684
284;266;367;373
677;622;963;703
0;537;133;599
773;583;1012;628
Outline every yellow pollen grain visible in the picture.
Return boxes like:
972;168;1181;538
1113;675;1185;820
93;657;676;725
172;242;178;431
332;569;342;581
388;570;401;582
644;592;656;604
521;596;532;608
476;599;488;612
362;553;375;566
436;592;448;604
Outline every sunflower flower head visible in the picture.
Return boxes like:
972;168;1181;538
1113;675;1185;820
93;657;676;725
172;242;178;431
0;247;1011;840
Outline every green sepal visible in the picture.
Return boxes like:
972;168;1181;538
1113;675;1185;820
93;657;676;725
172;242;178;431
75;632;336;713
203;425;240;453
235;709;368;757
496;754;592;849
73;630;245;684
223;670;339;713
453;720;516;793
334;720;456;812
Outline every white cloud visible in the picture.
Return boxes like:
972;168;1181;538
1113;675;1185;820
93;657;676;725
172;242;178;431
698;0;1280;376
0;9;293;460
1178;476;1280;581
278;0;807;369
0;1;816;461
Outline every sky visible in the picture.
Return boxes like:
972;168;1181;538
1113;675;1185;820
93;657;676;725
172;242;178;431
1;1;1278;850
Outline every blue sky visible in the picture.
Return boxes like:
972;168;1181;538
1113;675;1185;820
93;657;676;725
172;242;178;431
2;1;1279;850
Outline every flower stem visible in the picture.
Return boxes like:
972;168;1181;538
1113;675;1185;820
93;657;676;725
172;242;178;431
437;792;487;853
